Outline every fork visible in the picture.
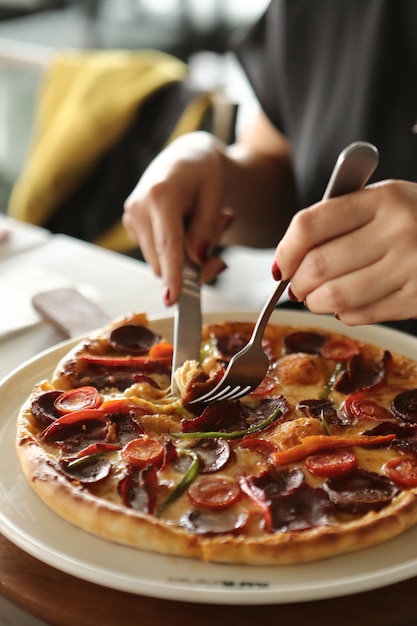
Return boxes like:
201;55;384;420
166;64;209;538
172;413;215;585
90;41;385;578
189;141;379;405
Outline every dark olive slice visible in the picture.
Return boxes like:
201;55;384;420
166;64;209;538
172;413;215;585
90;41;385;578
192;438;231;473
269;484;335;532
255;466;305;498
284;331;326;354
109;324;160;354
392;389;417;423
297;398;344;425
216;333;247;357
31;390;62;425
323;469;398;513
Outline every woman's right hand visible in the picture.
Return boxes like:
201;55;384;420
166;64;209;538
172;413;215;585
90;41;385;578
123;131;233;306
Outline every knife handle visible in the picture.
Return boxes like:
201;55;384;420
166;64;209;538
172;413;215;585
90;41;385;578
182;258;200;294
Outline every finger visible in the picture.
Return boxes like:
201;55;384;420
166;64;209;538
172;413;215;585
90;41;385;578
122;204;162;277
275;190;374;279
335;285;417;326
185;174;225;264
148;194;187;306
302;251;404;315
289;217;387;300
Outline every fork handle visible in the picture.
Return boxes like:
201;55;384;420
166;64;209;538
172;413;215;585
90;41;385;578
249;141;379;345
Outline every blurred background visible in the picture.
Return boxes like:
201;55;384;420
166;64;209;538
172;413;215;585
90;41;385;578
0;0;268;209
0;0;274;307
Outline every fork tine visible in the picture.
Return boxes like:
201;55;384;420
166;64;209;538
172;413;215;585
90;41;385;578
189;384;233;404
190;383;253;404
210;385;251;402
222;386;252;401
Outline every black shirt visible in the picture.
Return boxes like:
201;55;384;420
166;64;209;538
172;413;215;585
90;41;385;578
234;0;417;335
234;0;417;208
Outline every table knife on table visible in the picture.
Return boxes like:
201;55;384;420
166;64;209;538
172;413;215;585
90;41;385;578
171;258;202;396
32;287;110;338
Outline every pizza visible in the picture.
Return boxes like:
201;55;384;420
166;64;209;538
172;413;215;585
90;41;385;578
15;311;417;565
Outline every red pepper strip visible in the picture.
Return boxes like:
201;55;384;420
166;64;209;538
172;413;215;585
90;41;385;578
99;398;133;413
239;475;273;531
270;433;395;466
41;398;141;438
79;354;172;367
41;398;140;438
41;408;106;440
76;442;121;458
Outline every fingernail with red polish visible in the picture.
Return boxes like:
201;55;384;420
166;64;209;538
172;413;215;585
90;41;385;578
334;312;340;321
288;287;299;302
162;285;171;307
271;261;282;281
197;241;210;265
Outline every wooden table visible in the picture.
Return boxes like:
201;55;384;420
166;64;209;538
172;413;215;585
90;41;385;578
1;532;417;626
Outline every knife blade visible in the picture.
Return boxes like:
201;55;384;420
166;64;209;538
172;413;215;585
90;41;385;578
171;257;202;396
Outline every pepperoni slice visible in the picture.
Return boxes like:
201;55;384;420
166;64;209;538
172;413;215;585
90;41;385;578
305;450;357;477
392;389;417;423
320;338;361;361
344;393;393;422
121;437;165;468
54;386;102;414
384;457;417;487
334;351;392;395
188;476;241;509
249;374;276;397
109;324;160;354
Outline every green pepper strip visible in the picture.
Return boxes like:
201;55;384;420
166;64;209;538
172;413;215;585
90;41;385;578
157;452;200;516
173;405;282;441
320;411;332;436
66;453;102;470
318;361;346;400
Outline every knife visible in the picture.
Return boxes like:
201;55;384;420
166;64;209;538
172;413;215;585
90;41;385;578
171;257;202;396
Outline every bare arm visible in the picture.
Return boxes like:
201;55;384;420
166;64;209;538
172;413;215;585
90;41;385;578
123;107;296;305
221;108;296;247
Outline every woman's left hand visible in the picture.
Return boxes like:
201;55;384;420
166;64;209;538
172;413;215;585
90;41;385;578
273;180;417;325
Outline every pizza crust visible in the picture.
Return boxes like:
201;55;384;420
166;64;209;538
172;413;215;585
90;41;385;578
16;425;417;565
15;315;417;565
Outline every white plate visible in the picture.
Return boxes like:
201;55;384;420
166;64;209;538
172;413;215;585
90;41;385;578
2;310;417;605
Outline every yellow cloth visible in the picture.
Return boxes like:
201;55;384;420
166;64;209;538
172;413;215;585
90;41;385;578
8;49;213;251
95;86;213;251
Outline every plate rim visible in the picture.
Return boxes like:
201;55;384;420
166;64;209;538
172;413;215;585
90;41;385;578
2;309;417;604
